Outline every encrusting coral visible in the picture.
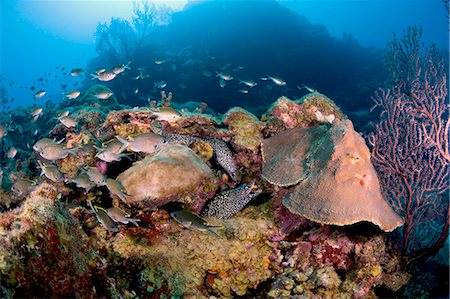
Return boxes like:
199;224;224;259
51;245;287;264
111;207;278;298
222;107;264;152
0;183;108;298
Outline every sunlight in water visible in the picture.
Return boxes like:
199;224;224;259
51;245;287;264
17;0;188;43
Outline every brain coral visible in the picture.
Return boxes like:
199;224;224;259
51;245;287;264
117;144;214;209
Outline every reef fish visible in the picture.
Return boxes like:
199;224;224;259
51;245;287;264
0;125;8;139
30;107;43;121
106;206;140;226
84;166;107;186
91;71;117;82
39;144;77;160
69;173;95;192
216;71;233;81
201;182;262;219
95;140;130;162
112;61;131;75
37;160;64;183
70;68;84;76
116;132;166;154
105;178;129;201
11;179;37;197
95;208;119;232
150;107;182;123
154;80;167;89
267;75;286;86
93;89;113;100
239;79;257;88
207;138;238;181
170;210;223;235
7;146;17;159
33;137;64;152
59;116;77;128
65;90;81;99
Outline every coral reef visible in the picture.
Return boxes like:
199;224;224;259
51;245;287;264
0;183;108;298
298;91;346;124
268;227;410;299
0;91;419;298
111;209;277;297
117;144;216;211
262;119;403;231
263;96;304;130
222;107;263;152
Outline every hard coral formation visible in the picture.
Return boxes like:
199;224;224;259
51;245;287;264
0;183;105;298
263;93;346;134
102;109;154;137
190;139;214;161
264;96;304;129
112;213;277;297
268;227;409;299
117;144;215;210
262;124;328;187
298;91;346;124
282;120;403;231
162;113;222;138
222;107;263;151
0;91;417;298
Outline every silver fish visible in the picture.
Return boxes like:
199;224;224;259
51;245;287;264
95;208;119;232
33;138;63;152
7;146;17;159
84;166;107;186
201;182;261;219
70;173;95;192
238;79;257;88
70;68;84;76
11;179;37;197
37;160;64;183
216;71;233;81
91;71;116;82
59;116;77;128
34;91;46;98
0;125;7;139
112;61;131;75
39;144;77;160
106;206;140;226
105;178;129;201
65;90;81;99
93;89;113;100
150;107;182;123
116;132;166;154
267;75;286;86
170;210;223;235
154;81;167;89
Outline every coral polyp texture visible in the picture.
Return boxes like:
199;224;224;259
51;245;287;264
117;143;215;210
0;93;415;298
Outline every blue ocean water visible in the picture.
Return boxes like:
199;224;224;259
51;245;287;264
0;0;448;297
1;0;447;115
